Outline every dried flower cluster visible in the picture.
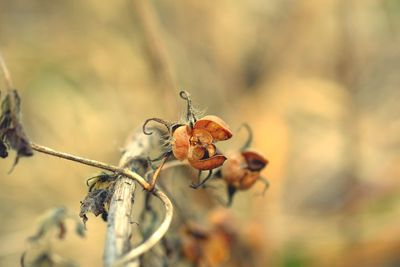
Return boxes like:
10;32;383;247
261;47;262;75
143;92;269;204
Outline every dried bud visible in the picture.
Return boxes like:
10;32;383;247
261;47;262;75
221;150;268;190
171;115;232;170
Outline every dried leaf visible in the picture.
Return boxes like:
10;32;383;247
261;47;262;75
75;221;86;238
0;89;33;169
29;207;85;242
0;141;7;158
29;207;68;242
79;187;112;226
22;252;79;267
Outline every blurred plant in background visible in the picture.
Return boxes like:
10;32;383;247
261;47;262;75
0;0;399;266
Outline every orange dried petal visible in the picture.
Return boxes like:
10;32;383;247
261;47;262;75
242;150;268;171
189;154;227;170
172;125;190;160
194;115;233;141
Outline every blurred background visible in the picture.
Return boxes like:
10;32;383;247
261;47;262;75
0;0;400;266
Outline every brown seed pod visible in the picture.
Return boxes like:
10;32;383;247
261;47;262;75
220;153;247;188
194;115;233;141
143;91;233;189
171;125;191;160
221;151;267;190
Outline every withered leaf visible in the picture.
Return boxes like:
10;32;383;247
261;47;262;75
0;141;7;158
29;207;85;242
0;89;33;169
21;252;78;267
80;187;112;226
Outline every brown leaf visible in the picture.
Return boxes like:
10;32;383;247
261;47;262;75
28;207;85;243
0;89;33;169
79;187;112;226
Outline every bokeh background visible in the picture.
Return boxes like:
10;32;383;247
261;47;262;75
1;0;400;266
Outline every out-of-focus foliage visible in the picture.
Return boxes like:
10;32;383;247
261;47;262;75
0;0;399;266
22;207;84;267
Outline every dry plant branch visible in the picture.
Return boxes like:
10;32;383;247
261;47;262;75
112;189;173;267
104;129;174;267
1;50;174;267
28;135;175;266
29;142;150;190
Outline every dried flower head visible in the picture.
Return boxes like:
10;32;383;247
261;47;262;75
143;91;233;188
219;124;269;205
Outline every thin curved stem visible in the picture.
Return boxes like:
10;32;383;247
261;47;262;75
112;188;173;267
29;142;151;190
239;123;253;151
142;118;172;135
179;90;196;126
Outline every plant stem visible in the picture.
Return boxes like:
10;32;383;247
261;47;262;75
29;142;150;190
112;189;173;267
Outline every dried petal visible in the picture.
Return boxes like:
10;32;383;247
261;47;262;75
194;115;232;141
189;154;227;170
172;125;190;160
242;151;268;171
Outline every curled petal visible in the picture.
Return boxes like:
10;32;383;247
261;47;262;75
242;150;268;171
194;115;232;141
189;154;227;170
172;125;191;160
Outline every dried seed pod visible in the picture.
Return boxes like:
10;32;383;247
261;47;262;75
194;115;233;141
221;153;247;188
171;125;191;160
143;91;233;188
221;151;267;190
